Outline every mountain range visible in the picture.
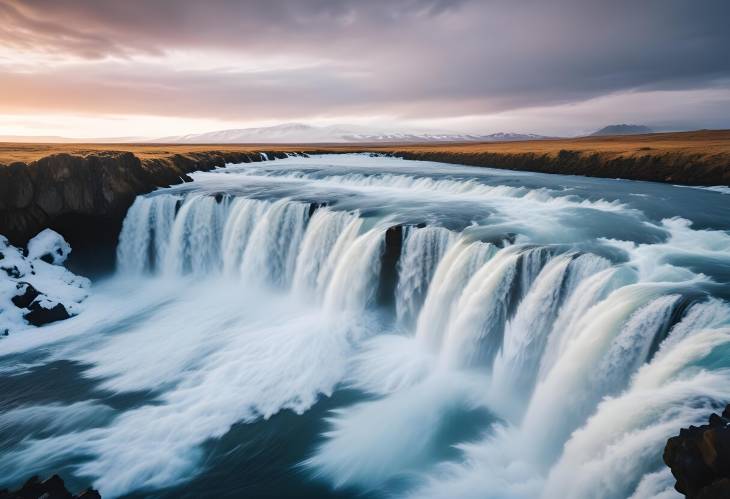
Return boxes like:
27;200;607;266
590;124;654;136
0;123;662;144
152;123;549;144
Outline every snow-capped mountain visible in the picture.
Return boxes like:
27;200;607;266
153;123;549;144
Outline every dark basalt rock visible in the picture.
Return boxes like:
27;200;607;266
24;301;71;327
0;474;101;499
377;225;404;308
0;150;305;275
392;146;730;186
39;253;55;264
11;281;39;309
664;404;730;498
308;202;328;217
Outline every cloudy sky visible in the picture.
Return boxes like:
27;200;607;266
1;0;729;138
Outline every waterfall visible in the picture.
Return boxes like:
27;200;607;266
239;199;309;288
395;226;454;326
439;248;521;369
522;284;688;465
491;252;614;416
652;297;730;356
117;195;183;275
438;246;552;370
162;195;227;276
322;228;386;313
415;239;497;351
490;254;575;415
221;198;269;274
117;197;155;275
314;216;365;298
117;192;389;312
104;153;730;499
538;264;637;380
292;209;359;297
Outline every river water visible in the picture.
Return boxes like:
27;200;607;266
1;153;729;498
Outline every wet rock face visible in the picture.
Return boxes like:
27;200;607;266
664;405;730;498
0;153;149;247
0;150;303;273
24;300;71;326
377;225;404;308
393;149;730;186
0;474;101;499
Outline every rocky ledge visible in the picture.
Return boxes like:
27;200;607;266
0;150;294;272
390;148;730;186
0;474;100;499
664;404;730;498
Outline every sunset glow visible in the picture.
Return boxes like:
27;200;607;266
1;0;728;138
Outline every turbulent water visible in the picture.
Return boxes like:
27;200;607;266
2;153;730;498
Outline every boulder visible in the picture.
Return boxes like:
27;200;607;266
24;300;71;327
27;229;71;265
0;231;89;335
0;474;101;499
11;282;39;309
664;405;730;498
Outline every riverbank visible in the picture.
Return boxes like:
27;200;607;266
380;130;730;186
2;130;728;185
1;130;728;270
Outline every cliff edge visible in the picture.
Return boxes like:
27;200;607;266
0;150;291;272
664;405;730;498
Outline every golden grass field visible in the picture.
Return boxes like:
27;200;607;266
1;130;728;165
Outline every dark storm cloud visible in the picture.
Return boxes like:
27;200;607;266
1;0;728;121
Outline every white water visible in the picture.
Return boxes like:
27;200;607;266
2;154;730;498
396;226;455;326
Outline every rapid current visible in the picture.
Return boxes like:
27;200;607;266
1;153;730;498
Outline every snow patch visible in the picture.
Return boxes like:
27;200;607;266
0;231;90;335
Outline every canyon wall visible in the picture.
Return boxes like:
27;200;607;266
386;149;730;185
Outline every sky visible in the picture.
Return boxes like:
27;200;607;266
1;0;729;138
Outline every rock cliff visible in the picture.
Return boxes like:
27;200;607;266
0;150;291;273
664;405;730;498
389;149;730;186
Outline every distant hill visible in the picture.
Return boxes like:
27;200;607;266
152;123;550;144
0;124;551;145
0;135;146;143
591;124;654;136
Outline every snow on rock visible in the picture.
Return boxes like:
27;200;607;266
27;228;72;264
0;231;90;335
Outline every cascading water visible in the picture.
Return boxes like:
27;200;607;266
395;226;455;326
2;153;730;499
292;209;359;296
415;238;497;351
490;253;612;418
